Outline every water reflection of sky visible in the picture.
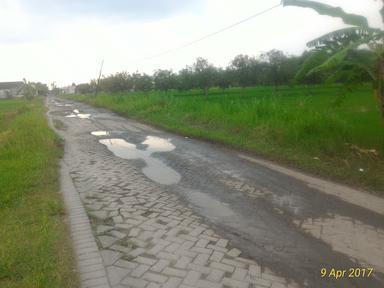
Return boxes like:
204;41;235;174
98;136;180;185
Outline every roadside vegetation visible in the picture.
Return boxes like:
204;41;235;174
68;85;384;194
0;98;77;288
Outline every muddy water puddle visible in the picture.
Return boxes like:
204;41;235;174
98;136;181;185
184;189;236;220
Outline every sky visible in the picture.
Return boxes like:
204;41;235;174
0;0;382;87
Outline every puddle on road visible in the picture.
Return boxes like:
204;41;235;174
99;137;181;185
66;113;91;119
51;100;72;107
66;109;91;119
295;215;384;273
184;189;236;220
143;136;176;153
91;131;110;136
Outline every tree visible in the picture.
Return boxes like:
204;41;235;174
176;67;195;91
283;0;384;117
76;83;93;94
50;82;61;95
192;57;217;97
134;73;153;92
154;69;176;93
260;50;297;86
230;54;255;87
99;72;131;93
35;82;49;96
216;68;231;90
22;79;37;100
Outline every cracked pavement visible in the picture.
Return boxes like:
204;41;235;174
48;97;384;288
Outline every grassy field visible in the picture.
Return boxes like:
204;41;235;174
68;85;384;194
0;98;78;287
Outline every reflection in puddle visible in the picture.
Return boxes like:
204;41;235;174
66;113;91;119
185;190;235;220
91;131;110;136
99;137;181;185
295;215;384;273
51;100;72;107
142;136;175;153
66;108;91;119
78;114;91;119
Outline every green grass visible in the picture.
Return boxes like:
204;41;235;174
67;84;384;194
0;98;78;288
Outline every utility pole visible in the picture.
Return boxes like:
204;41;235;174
95;60;104;95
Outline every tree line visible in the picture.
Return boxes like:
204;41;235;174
75;49;371;96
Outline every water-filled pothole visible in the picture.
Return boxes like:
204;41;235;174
66;109;91;119
98;136;181;185
91;131;110;136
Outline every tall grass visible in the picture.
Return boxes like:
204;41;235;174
68;85;384;193
0;98;78;288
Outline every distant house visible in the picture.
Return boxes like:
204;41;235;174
63;83;76;94
0;81;24;99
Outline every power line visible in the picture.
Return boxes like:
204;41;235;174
134;2;282;63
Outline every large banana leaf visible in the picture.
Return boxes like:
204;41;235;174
283;0;369;28
307;43;358;75
345;50;377;81
294;50;328;82
307;27;375;48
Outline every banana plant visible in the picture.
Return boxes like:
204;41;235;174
283;0;384;118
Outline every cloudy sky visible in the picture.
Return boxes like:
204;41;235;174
0;0;382;86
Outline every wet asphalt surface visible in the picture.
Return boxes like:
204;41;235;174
49;97;384;288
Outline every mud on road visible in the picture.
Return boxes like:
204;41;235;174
48;97;384;288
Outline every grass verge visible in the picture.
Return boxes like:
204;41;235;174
67;85;384;194
0;98;78;288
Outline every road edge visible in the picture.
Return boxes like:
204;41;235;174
60;159;111;288
46;96;111;288
239;154;384;215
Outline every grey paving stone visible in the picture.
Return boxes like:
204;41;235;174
101;249;122;266
107;265;130;286
98;235;118;248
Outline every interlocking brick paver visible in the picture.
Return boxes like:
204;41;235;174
142;271;168;283
135;256;157;266
183;270;202;285
222;277;249;288
193;254;209;266
174;256;193;269
210;261;235;273
121;276;148;288
131;264;151;278
151;259;170;272
207;269;225;282
163;267;188;278
106;266;130;286
163;277;183;288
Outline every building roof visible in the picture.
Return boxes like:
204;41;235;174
0;81;24;90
